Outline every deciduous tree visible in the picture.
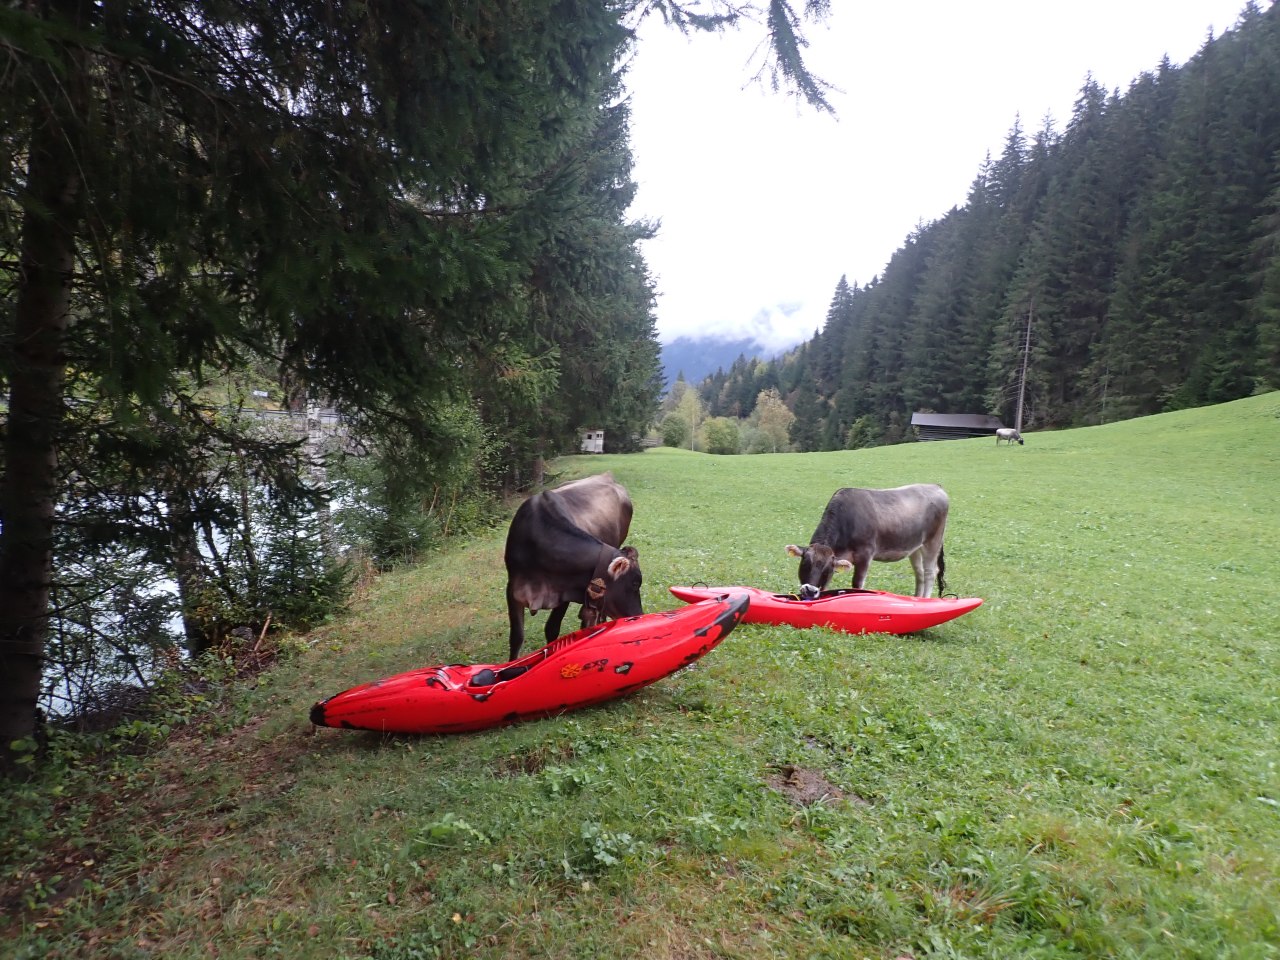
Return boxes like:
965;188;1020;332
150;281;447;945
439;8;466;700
752;388;796;452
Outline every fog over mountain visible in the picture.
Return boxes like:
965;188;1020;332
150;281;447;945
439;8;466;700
660;329;808;390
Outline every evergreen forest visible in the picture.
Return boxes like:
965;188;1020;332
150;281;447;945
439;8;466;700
699;1;1280;450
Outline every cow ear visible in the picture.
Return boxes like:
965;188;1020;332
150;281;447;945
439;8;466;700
607;556;631;579
834;558;854;571
620;545;638;561
785;544;804;558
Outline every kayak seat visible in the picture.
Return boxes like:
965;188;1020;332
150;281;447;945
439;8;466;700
468;664;529;688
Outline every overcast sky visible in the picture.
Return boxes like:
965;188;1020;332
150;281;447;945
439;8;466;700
624;0;1258;351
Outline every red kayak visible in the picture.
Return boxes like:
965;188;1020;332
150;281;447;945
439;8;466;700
310;593;748;735
668;585;981;635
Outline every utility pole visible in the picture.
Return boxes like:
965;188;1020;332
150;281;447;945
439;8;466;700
1100;363;1108;425
1015;301;1032;434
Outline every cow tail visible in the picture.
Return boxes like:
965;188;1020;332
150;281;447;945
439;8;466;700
936;545;946;596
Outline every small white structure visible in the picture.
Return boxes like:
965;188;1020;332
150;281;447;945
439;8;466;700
580;429;605;453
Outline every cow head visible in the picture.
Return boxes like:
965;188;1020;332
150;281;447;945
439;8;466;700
785;543;853;599
581;545;643;628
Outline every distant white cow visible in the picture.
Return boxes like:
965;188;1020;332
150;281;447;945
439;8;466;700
995;428;1024;445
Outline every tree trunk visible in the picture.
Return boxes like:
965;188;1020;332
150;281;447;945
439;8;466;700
0;7;85;774
305;404;335;556
166;490;214;657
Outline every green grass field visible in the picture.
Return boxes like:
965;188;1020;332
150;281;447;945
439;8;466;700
5;394;1279;959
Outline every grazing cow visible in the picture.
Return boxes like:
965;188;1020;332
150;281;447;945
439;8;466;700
995;427;1024;445
786;484;949;599
504;472;643;660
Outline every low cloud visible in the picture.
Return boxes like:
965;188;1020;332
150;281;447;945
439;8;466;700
663;301;818;355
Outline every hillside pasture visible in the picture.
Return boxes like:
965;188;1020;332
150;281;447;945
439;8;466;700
4;395;1279;959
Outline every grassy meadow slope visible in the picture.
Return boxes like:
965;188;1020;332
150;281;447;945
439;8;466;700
5;394;1279;959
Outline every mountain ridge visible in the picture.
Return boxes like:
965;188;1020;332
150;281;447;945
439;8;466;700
660;332;804;388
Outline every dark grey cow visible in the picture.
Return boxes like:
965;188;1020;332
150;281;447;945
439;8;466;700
786;483;949;599
504;472;643;660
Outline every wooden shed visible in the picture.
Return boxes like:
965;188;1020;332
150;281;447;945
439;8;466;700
910;412;1005;441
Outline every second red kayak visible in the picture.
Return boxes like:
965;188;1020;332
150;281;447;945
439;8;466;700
669;585;981;635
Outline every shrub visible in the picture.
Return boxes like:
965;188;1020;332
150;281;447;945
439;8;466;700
702;417;742;455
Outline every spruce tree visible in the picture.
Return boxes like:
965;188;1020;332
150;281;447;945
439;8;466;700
2;0;754;770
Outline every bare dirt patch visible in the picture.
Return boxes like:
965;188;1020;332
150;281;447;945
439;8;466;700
493;742;577;777
764;764;846;806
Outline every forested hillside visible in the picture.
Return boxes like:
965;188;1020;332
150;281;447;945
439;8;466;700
702;0;1280;448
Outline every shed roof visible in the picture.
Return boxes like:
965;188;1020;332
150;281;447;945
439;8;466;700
910;413;1004;429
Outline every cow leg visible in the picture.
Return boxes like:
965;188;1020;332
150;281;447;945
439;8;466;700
545;602;570;644
506;584;527;661
909;549;930;597
913;539;945;597
851;557;871;590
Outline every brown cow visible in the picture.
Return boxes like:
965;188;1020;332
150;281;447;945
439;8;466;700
503;473;643;659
